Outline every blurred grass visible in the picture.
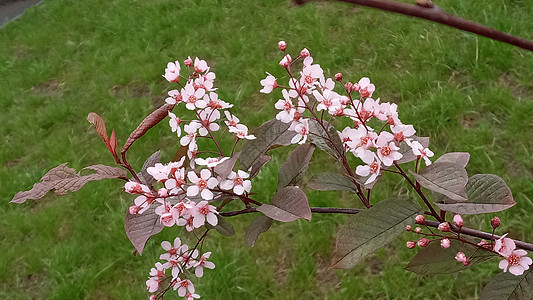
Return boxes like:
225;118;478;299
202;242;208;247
1;0;533;299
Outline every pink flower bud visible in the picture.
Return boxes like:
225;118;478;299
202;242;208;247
300;48;310;57
278;41;287;51
150;295;157;300
463;257;471;266
491;216;501;228
440;238;450;248
414;227;422;234
415;214;425;224
438;222;450;232
351;83;360;92
453;214;464;228
406;241;416;249
406;225;412;231
334;73;343;82
129;205;140;215
344;82;353;92
158;188;168;198
417;237;430;247
184;57;193;67
455;251;466;263
279;54;292;68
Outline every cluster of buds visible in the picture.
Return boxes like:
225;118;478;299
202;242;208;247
260;41;434;186
146;238;215;299
407;214;532;275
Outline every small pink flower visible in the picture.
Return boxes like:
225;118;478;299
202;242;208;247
441;238;451;248
182;84;206;110
193;200;219;228
160;237;182;260
125;182;150;195
453;214;464;228
230;124;256;140
164;61;181;83
194;252;216;278
300;48;310;57
146;277;160;293
375;140;402;167
499;249;532;276
290;119;309;144
176;279;195;297
260;72;277;94
195;157;229;169
410;140;434;166
224;111;240;128
184;56;193;67
495;233;516;257
279;54;292;68
220;170;252;195
358;77;375;98
415;215;425;224
355;156;381;185
185;292;201;300
187;169;218;200
194;57;208;73
197;109;221;136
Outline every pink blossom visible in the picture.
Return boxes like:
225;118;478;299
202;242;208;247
194;57;208;73
453;214;464;228
495;234;516;257
168;112;182;137
319;77;335;91
279;54;291;68
182;84;207;110
455;252;467;263
220;170;252;195
260;72;277;93
229;124;256;140
300;48;310;57
146;277;160;293
184;56;193;67
125;182;150;195
164;61;181;83
165;89;182;105
198;109;221;136
204;92;232;110
358;77;375;98
180;122;202;150
194;76;215;92
313;89;340;112
149;262;167;278
275;89;296;123
194;252;215;278
300;61;323;88
375;140;402;166
196;157;229;169
438;222;450;232
187;169;218;200
155;203;177;227
176;279;195;297
160;237;182;260
224;111;240;128
193;200;219;228
499;249;532;276
410;140;434;166
185;292;201;300
290;119;309;144
355;156;381;185
391;124;415;143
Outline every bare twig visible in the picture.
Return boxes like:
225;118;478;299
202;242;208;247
293;0;533;52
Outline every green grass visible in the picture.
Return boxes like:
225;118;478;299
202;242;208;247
2;0;533;299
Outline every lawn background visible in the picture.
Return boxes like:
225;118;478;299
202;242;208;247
1;0;533;299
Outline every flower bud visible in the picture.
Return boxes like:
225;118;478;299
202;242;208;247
129;205;140;215
150;295;157;300
351;82;360;92
184;57;193;67
278;41;287;51
406;241;416;249
463;257;471;266
438;222;450;232
417;237;430;247
440;238;450;248
344;82;353;92
453;214;464;228
491;216;501;228
334;73;343;82
414;227;422;234
300;48;310;57
415;214;425;224
455;251;466;263
158;188;168;198
406;225;412;231
279;54;292;68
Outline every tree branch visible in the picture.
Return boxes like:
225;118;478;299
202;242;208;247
294;0;533;52
220;206;533;251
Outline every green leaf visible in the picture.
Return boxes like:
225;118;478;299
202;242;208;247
405;238;496;275
277;143;315;189
480;268;533;300
308;119;343;159
239;119;296;170
205;214;235;237
410;162;468;202
332;198;421;269
435;174;516;215
307;172;359;193
256;186;311;222
244;215;273;247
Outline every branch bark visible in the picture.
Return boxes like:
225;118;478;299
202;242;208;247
221;206;533;251
294;0;533;52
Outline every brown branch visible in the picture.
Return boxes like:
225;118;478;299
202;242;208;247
425;220;533;251
294;0;533;52
220;206;533;251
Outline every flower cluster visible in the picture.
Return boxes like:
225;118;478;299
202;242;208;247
146;238;215;299
407;214;532;276
260;42;434;186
